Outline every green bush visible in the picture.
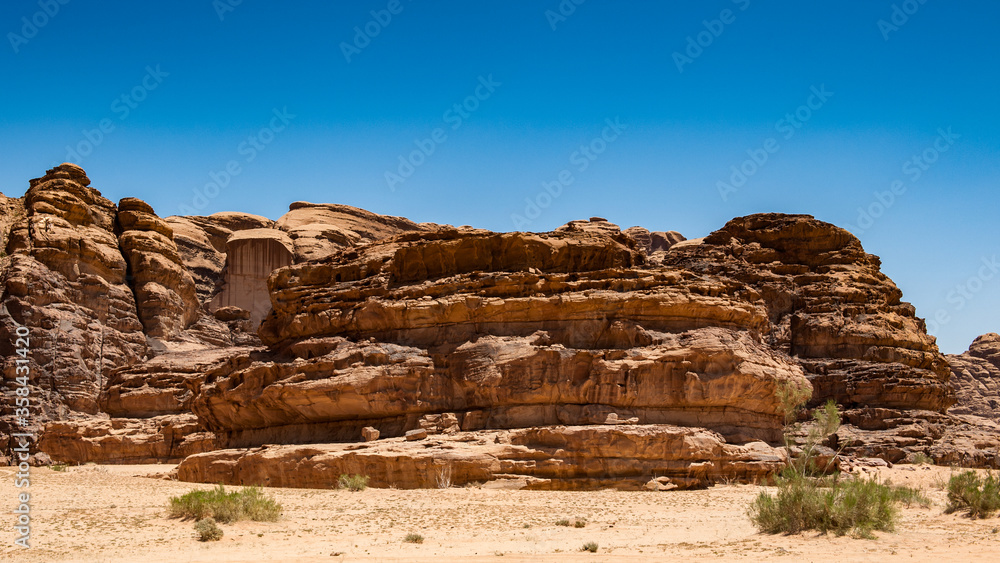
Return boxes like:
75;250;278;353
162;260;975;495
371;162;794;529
749;474;928;538
338;474;370;492
945;470;1000;518
582;541;599;553
404;533;424;544
169;484;281;523
194;517;223;542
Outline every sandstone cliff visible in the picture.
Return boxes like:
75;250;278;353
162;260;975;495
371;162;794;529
948;333;1000;420
2;165;998;489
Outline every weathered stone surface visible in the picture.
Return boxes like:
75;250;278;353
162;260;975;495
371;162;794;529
193;329;805;447
208;229;293;327
164;212;274;305
830;408;1000;468
118;197;199;340
948;333;1000;420
662;213;954;413
1;165;147;423
102;347;256;418
174;425;787;490
39;414;218;464
3;165;999;487
275;201;425;262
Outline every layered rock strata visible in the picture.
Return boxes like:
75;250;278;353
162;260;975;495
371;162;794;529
1;165;998;489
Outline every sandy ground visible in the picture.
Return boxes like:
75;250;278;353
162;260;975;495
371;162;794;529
2;464;999;562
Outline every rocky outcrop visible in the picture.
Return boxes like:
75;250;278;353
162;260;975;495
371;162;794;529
175;424;786;490
662;214;954;413
275;201;426;262
948;333;1000;420
117;197;199;341
3;165;999;488
208;229;293;327
192;330;806;448
1;164;147;421
39;414;218;464
164;213;274;305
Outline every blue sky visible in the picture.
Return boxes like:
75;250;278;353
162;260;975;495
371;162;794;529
1;0;997;353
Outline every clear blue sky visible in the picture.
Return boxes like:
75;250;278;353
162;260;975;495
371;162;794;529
1;1;997;353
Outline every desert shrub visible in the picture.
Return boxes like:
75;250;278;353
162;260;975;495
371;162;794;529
169;484;281;523
404;533;424;544
749;474;927;537
574;519;586;528
911;452;933;465
555;519;571;527
582;541;598;553
51;464;67;472
945;470;1000;518
338;474;370;492
194;517;223;542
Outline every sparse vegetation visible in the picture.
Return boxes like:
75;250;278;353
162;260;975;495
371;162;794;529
750;389;930;538
404;533;424;544
582;541;599;553
168;484;281;523
555;518;571;527
574;519;586;528
194;517;223;541
749;474;929;537
912;452;933;465
51;463;67;472
338;474;370;492
945;470;1000;518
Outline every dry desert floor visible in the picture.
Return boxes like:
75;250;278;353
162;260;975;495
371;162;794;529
3;463;1000;562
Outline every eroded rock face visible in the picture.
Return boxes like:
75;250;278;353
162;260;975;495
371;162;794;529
174;424;786;490
39;414;218;464
3;165;997;487
662;213;954;413
208;229;293;327
948;333;1000;420
1;164;147;420
118;197;199;340
275;201;426;262
193;330;806;447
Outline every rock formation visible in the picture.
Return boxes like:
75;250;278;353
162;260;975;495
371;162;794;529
2;164;999;488
947;333;1000;420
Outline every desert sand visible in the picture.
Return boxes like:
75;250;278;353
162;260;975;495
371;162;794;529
3;464;999;562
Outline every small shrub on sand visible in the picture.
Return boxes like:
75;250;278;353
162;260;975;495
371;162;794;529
169;484;281;523
749;474;928;538
945;470;1000;518
404;533;424;544
194;517;223;541
338;474;370;492
582;541;599;553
